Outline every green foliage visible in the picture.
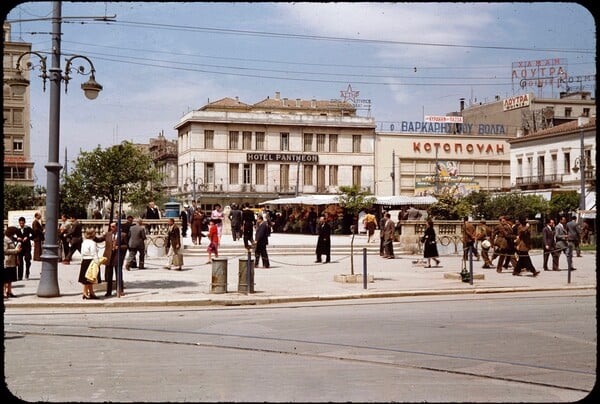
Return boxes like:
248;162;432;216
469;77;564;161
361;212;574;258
482;193;549;220
336;185;376;216
427;187;472;219
3;184;36;217
549;191;579;218
60;142;166;218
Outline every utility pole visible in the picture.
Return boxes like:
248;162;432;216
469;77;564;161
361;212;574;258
391;150;395;195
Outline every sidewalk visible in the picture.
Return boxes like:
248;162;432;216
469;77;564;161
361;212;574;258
4;233;596;308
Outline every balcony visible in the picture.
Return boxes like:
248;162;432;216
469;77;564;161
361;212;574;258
515;174;563;189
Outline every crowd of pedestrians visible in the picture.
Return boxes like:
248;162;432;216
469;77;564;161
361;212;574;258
4;200;591;302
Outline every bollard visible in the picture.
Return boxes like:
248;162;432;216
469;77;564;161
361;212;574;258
210;257;228;293
362;247;367;289
238;259;255;293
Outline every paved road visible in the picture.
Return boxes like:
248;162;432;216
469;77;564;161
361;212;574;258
4;233;596;308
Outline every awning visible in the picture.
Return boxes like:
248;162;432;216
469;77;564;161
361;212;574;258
260;194;438;206
581;191;596;218
375;195;438;206
260;194;340;206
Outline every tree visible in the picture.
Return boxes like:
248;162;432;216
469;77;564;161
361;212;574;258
427;187;472;220
549;191;579;219
3;184;36;218
336;185;376;275
61;142;165;220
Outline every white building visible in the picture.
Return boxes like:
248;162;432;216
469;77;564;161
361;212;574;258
174;93;376;209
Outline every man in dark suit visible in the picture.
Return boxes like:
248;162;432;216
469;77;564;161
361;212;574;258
542;218;559;271
126;218;147;270
315;215;331;263
14;216;33;280
64;215;83;264
242;203;256;250
254;215;270;268
166;218;182;270
99;222;128;297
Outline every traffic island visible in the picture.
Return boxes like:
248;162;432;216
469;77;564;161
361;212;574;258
334;274;375;283
443;272;485;281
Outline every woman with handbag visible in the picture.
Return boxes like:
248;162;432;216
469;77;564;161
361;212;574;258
422;220;441;268
79;229;100;299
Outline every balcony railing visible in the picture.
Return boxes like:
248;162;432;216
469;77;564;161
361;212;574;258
516;174;563;186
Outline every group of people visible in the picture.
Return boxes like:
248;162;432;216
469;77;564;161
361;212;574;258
3;214;45;299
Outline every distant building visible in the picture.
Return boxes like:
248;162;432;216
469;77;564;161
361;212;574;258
3;22;35;187
148;131;178;196
175;92;376;209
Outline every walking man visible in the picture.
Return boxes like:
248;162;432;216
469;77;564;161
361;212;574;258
382;212;396;259
14;216;33;280
542;218;559;271
254;215;270;268
126;218;147;270
315;215;331;263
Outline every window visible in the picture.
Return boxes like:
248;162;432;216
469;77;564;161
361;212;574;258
255;132;265;150
329;165;338;186
583;108;590;117
243;131;252;150
229;131;239;149
352;135;361;153
205;163;215;184
255;164;265;185
12;139;23;152
352;165;361;187
280;164;289;189
516;158;523;178
565;107;572;117
243;164;251;184
537;155;545;178
564;152;571;174
204;130;214;149
303;164;313;186
280;132;289;151
303;133;313;152
551;154;557;175
229;163;239;185
316;134;326;152
316;165;325;191
329;134;338;153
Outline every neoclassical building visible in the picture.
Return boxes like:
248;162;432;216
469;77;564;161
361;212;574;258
175;92;376;209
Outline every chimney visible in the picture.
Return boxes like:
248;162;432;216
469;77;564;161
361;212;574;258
275;91;280;100
235;96;239;102
283;97;288;106
296;98;301;107
311;99;316;108
460;98;465;112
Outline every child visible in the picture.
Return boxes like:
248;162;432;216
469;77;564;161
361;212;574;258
206;219;219;264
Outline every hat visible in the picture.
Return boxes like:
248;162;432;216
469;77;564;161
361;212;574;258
183;204;189;208
481;240;491;249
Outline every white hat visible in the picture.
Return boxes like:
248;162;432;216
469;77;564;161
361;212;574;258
183;204;189;208
481;240;491;249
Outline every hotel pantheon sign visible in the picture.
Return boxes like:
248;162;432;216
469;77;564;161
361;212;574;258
247;153;319;163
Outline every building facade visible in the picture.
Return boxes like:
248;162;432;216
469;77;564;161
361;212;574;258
175;92;376;208
375;132;511;196
3;23;35;186
148;131;178;196
508;116;596;212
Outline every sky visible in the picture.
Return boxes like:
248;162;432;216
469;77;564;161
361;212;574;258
3;2;596;187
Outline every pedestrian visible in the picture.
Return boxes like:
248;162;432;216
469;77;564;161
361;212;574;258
504;217;519;270
31;211;44;261
422;219;440;267
382;212;396;259
190;202;205;245
166;218;182;270
64;214;83;265
14;216;33;280
79;229;101;299
565;215;580;270
58;214;72;261
120;215;136;268
307;207;318;235
254;215;270;268
555;215;569;270
492;215;511;273
92;208;102;219
180;205;189;238
229;203;243;241
242;203;256;250
406;205;422;220
206;219;219;264
315;215;331;263
4;226;21;299
462;216;478;262
211;204;225;244
513;217;539;277
363;209;377;243
144;200;161;233
100;222;128;297
126;218;147;270
581;222;590;245
542;218;559;271
476;219;493;268
379;211;388;256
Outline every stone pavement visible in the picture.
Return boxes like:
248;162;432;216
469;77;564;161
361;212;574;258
3;233;596;308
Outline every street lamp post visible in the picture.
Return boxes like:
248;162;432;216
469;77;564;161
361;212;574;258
6;1;103;297
572;124;587;212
